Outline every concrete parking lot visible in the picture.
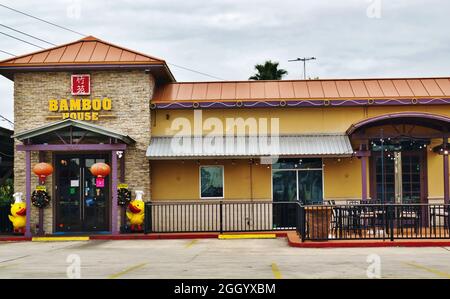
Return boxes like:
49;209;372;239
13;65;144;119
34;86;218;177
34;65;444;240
0;238;449;279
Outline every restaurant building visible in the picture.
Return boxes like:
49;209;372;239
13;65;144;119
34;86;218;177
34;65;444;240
0;36;449;236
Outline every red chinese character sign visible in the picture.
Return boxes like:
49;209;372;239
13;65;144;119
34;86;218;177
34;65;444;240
71;74;91;95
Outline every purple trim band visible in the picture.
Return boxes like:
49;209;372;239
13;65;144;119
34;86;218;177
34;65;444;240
151;97;450;110
16;144;127;151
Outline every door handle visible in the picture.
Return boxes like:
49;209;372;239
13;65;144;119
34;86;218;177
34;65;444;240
80;166;83;221
82;167;85;222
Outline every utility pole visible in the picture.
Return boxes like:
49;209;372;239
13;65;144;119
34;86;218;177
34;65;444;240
288;57;316;80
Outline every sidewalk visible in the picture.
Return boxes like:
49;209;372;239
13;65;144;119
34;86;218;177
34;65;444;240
1;231;450;248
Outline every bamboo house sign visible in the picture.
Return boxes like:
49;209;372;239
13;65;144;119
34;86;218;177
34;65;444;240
47;98;114;121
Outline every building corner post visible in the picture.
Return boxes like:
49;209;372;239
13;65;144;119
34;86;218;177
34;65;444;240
444;153;449;204
112;151;118;235
358;144;370;202
25;151;32;238
361;155;368;201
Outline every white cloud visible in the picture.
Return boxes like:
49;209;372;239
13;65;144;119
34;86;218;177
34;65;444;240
0;0;449;128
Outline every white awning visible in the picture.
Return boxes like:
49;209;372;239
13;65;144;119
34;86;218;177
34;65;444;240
146;134;354;159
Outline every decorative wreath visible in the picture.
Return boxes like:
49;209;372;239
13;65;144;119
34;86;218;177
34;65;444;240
31;190;51;208
118;188;132;206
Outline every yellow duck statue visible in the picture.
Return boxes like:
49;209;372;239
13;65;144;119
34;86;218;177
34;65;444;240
8;192;26;235
126;190;145;232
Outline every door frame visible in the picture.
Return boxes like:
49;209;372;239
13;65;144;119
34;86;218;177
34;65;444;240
52;151;112;233
271;158;324;204
369;149;428;204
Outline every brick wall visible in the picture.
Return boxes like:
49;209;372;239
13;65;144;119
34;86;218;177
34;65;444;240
13;70;154;234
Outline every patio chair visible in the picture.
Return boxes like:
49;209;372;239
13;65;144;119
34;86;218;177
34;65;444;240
398;205;421;235
327;200;338;238
335;204;364;238
430;206;449;235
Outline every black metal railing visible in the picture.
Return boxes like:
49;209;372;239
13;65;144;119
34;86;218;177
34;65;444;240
144;200;450;241
0;204;13;234
144;200;299;233
299;203;450;241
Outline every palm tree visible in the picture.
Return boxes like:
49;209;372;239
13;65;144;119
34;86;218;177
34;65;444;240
249;60;288;80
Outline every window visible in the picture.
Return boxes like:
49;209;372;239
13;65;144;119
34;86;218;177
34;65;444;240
272;158;323;205
200;166;224;199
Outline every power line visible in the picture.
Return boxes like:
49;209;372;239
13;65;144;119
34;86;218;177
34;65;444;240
0;23;57;46
0;31;45;49
0;49;15;56
0;3;85;36
168;62;224;80
0;9;226;80
0;114;14;126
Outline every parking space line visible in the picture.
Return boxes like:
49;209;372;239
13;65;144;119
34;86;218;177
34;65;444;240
107;262;147;279
0;263;19;270
185;239;198;248
404;262;450;278
271;263;282;279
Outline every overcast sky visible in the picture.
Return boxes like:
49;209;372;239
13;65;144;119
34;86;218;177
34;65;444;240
1;0;450;129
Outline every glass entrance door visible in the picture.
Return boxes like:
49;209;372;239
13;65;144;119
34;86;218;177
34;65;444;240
55;154;110;232
373;151;424;204
272;158;323;227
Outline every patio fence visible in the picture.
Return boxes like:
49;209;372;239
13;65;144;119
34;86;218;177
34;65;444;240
144;201;450;241
144;200;298;233
297;203;450;241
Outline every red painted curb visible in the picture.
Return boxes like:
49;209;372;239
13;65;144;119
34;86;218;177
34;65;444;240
286;234;450;248
0;237;31;242
91;232;287;240
1;232;288;241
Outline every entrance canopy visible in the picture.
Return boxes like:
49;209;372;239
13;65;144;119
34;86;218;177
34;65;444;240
13;119;135;145
146;134;354;159
347;112;450;136
14;119;131;237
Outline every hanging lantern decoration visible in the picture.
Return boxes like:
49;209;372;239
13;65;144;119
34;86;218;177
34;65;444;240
90;162;111;188
32;163;54;184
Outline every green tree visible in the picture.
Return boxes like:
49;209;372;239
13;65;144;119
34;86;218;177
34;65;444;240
249;60;288;80
0;178;13;204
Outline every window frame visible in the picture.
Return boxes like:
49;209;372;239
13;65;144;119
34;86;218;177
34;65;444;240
199;165;225;199
271;158;324;204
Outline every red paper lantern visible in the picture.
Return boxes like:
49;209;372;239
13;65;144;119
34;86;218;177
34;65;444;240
90;162;111;178
32;163;53;183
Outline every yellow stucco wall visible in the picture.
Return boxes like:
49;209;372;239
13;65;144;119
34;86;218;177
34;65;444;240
150;160;271;201
150;157;369;201
323;157;366;200
427;139;445;201
150;105;450;202
151;105;450;136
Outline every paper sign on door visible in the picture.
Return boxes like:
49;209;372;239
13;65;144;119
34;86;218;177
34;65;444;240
70;180;79;187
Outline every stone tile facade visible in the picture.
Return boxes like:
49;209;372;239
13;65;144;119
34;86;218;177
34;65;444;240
13;70;154;234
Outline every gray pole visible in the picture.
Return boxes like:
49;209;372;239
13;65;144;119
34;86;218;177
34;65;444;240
303;60;306;80
288;57;316;80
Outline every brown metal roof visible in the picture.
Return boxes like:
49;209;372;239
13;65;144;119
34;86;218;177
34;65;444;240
0;36;176;83
0;36;165;66
152;78;450;102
